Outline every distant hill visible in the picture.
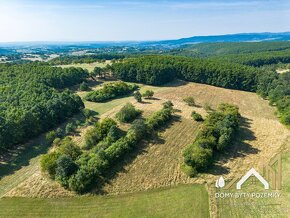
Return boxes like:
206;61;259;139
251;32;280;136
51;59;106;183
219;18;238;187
169;41;290;57
1;32;290;55
155;32;290;47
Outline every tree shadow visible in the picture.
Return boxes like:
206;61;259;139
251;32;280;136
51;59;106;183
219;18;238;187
0;114;86;179
90;115;181;194
161;79;189;87
206;116;259;176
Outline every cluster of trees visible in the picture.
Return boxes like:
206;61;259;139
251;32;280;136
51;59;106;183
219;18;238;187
85;81;138;102
50;54;125;65
257;71;290;126
41;103;175;193
182;104;240;176
111;55;258;91
191;111;203;121
115;103;142;123
0;63;87;151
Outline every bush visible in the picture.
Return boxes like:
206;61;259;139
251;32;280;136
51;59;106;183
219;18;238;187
79;82;90;91
40;152;61;178
146;107;173;130
55;155;78;187
65;123;76;135
162;101;174;110
115;103;142;123
82;109;95;119
45;130;57;144
183;97;195;106
191;111;203;121
58;137;82;160
134;91;142;102
83;118;117;149
142;90;154;99
68;166;95;193
183;145;213;173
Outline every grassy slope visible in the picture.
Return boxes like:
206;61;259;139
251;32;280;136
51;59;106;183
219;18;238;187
217;142;290;217
0;185;210;218
58;61;109;72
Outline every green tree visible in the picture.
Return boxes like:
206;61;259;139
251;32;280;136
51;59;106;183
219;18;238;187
142;90;154;99
134;91;142;102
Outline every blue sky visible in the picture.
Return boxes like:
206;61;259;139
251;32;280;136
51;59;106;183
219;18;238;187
0;0;289;42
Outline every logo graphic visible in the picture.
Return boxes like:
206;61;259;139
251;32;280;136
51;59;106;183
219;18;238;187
216;151;282;190
236;168;269;189
263;153;282;190
215;176;225;188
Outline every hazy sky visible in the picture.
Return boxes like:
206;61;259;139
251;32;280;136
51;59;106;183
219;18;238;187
0;0;290;42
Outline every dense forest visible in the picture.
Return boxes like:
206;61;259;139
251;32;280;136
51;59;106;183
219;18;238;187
112;55;258;91
0;63;87;151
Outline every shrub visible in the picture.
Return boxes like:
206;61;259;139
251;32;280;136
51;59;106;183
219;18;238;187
79;82;90;91
183;97;195;106
40;152;61;178
45;130;57;144
58;137;82;160
146;107;173;130
142;90;154;99
82;109;95;119
83;118;117;149
162;101;174;110
68;166;95;193
134;91;142;102
55;155;78;187
105;125;122;144
115;103;142;123
191;111;203;121
65;123;75;135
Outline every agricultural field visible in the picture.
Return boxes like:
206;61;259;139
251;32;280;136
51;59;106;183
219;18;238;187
58;61;111;72
0;185;210;218
1;77;289;217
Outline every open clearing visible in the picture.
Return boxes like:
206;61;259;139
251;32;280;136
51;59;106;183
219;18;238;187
0;185;209;218
58;61;110;72
1;80;290;217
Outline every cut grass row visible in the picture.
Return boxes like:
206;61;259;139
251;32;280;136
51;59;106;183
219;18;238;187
0;184;210;218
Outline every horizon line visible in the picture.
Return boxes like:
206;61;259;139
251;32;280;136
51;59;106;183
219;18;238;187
0;31;290;44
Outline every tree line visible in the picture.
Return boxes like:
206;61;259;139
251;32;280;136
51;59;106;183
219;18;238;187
182;103;240;176
41;102;175;193
111;55;258;91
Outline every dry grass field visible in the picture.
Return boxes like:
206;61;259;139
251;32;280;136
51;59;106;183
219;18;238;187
58;61;111;72
1;80;290;217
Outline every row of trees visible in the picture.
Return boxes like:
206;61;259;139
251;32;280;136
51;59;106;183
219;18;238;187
0;63;87;150
182;103;240;176
257;70;290;126
41;103;175;193
111;55;258;91
85;81;138;102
